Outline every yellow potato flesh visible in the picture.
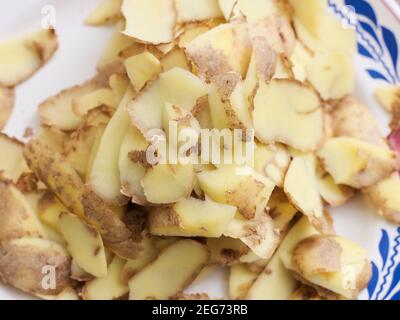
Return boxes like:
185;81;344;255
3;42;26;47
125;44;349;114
375;85;400;112
128;240;209;300
293;236;370;299
0;87;15;130
175;0;222;23
224;213;279;259
289;0;326;37
184;23;251;79
236;0;280;22
122;0;176;44
284;154;323;220
127;67;208;136
59;212;107;278
72;88;117;117
124;51;162;91
253;143;290;187
26;191;66;243
38;78;103;131
141;163;194;204
160;48;190;72
0;29;57;86
0;180;47;241
208;84;230;130
38;192;64;233
294;15;356;56
318;137;396;188
290;41;312;82
149;197;236;237
197;165;275;219
98;21;133;69
65;125;105;179
229;264;259;299
253;80;324;152
364;172;400;224
121;238;158;282
85;0;122;26
0;134;28;182
89;87;135;204
246;216;319;300
109;74;130;104
217;0;237;20
119;126;148;205
306;52;354;100
316;172;353;207
82;256;128;300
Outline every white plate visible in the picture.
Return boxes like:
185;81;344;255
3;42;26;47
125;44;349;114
1;0;399;300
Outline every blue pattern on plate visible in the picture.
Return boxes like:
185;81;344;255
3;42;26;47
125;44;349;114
343;0;378;25
368;228;400;300
329;0;399;83
328;0;400;300
379;230;390;271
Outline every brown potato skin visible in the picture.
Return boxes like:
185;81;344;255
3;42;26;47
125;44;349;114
15;172;39;194
81;186;141;258
173;293;211;300
33;29;59;63
389;99;400;130
148;207;181;235
292;235;342;275
319;137;397;189
291;271;343;300
207;237;249;266
310;210;335;235
0;239;71;295
38;72;111;131
24;139;85;216
292;234;372;300
0;179;43;240
331;96;387;148
363;187;400;225
24;139;141;259
290;285;325;300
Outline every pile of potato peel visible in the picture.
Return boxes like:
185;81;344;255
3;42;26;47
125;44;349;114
0;0;399;300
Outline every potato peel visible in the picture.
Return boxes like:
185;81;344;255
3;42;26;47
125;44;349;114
0;238;71;296
122;0;176;45
184;22;252;80
253;79;325;152
128;239;209;300
364;172;400;225
175;0;223;23
127;67;208;136
0;0;384;301
85;0;122;26
0;87;15;130
38;75;109;131
24;139;141;259
0;29;58;87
